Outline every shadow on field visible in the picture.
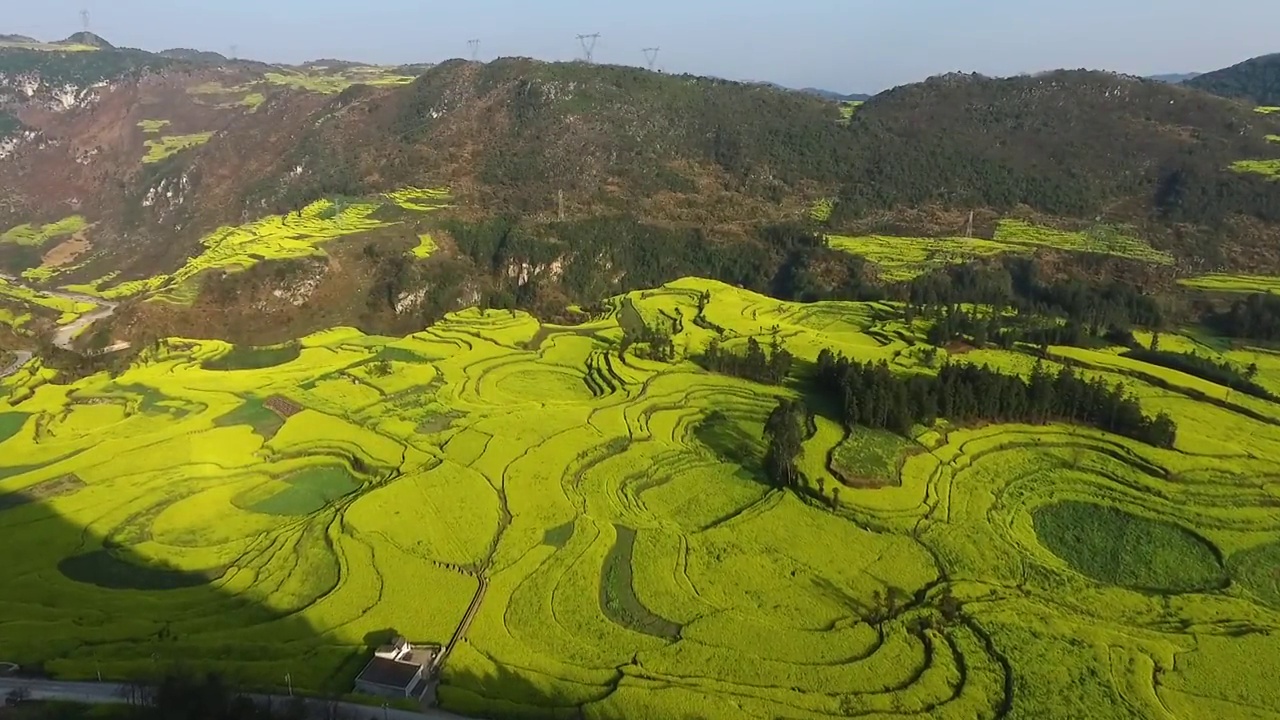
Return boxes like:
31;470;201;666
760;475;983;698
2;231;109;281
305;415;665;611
439;663;643;720
0;480;364;697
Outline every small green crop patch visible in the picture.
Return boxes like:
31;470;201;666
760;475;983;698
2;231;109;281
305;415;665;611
809;198;834;223
837;100;863;124
59;550;218;590
0;411;28;444
1256;106;1280;115
600;525;681;639
239;93;266;110
142;132;214;163
203;343;301;371
828;234;1018;281
411;233;438;259
1179;273;1280;294
1231;158;1280;179
994;219;1174;265
1228;541;1280;609
1267;135;1280;144
829;428;915;487
249;465;361;516
1033;501;1226;593
136;119;170;133
264;67;416;94
213;397;286;439
1;216;87;247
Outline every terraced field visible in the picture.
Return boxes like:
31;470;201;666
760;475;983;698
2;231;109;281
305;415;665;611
1179;273;1280;294
2;278;1279;719
830;220;1173;281
64;188;452;303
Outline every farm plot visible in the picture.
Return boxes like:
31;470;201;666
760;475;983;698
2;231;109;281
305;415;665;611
142;132;213;163
3;277;1280;719
1179;273;1280;294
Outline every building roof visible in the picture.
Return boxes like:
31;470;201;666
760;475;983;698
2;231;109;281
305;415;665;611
356;657;421;690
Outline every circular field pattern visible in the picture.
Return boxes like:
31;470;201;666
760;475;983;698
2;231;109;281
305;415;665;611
4;278;1280;719
1033;500;1226;593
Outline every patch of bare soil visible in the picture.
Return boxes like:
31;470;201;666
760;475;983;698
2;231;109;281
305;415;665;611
42;230;91;267
264;395;302;418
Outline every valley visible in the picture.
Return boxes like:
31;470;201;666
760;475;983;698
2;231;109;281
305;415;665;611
2;25;1280;720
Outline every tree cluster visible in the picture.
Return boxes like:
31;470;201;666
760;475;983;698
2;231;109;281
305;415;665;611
763;399;810;489
1122;347;1269;400
814;350;1177;448
698;334;793;385
1205;293;1280;341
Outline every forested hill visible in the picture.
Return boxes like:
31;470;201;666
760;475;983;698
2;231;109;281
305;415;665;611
248;65;1280;239
829;71;1280;230
1187;53;1280;107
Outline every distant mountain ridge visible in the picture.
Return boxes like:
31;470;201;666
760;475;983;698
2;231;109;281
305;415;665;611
1148;72;1201;84
1187;53;1280;106
797;87;873;102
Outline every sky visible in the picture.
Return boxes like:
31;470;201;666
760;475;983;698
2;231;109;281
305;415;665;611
10;0;1280;93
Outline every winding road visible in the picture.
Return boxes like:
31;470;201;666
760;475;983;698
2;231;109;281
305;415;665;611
0;273;128;372
0;350;31;380
0;677;468;720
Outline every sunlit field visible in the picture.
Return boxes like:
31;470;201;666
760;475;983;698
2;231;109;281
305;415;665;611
3;278;1279;719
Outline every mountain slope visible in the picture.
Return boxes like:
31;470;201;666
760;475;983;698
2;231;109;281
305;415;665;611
4;41;1280;348
831;71;1280;232
1187;53;1280;106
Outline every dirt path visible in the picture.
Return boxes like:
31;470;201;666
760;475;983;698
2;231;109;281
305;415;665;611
0;273;128;353
432;576;488;676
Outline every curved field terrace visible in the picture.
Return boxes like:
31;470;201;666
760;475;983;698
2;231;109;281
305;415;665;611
2;278;1279;719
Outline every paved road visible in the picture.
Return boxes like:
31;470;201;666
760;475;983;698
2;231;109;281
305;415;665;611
0;678;469;720
0;272;128;353
0;350;31;380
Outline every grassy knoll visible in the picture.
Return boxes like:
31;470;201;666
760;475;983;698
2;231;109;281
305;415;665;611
2;278;1280;718
142;132;213;163
1;216;87;246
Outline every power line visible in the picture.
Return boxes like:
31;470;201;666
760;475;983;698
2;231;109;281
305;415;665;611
642;47;660;71
576;33;600;63
467;39;480;62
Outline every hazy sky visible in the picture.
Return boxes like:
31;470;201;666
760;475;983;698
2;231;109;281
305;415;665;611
11;0;1280;92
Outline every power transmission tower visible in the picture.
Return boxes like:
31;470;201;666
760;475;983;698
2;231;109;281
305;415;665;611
576;33;600;63
230;44;238;60
80;9;91;32
642;47;660;71
966;210;974;238
467;39;480;62
558;189;565;221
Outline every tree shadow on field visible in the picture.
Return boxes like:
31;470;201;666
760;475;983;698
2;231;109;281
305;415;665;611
692;410;764;479
0;474;363;700
440;661;713;720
